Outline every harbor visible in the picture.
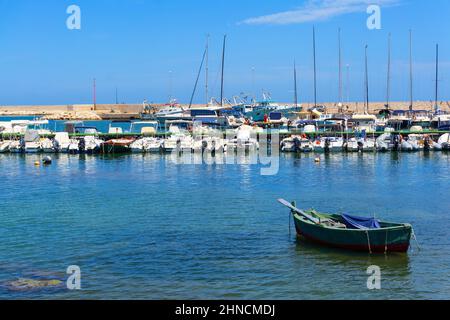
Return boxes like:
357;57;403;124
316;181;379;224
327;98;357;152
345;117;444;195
1;0;450;304
1;114;449;155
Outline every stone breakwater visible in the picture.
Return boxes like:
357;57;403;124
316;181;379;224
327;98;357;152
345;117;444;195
0;101;449;120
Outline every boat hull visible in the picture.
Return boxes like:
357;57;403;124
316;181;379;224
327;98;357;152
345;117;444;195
293;214;412;253
101;139;134;154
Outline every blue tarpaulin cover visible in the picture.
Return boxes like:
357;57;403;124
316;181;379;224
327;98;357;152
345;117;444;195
341;214;381;230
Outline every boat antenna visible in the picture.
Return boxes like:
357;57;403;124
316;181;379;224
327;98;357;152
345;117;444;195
188;47;207;109
93;78;97;110
251;66;256;102
346;64;350;105
386;33;391;111
434;43;439;114
205;34;210;106
338;28;343;108
364;45;369;115
220;34;227;107
294;60;298;109
409;29;413;112
313;26;317;108
168;70;173;102
115;87;118;104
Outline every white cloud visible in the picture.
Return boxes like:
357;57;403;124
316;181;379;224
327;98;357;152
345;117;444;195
240;0;400;25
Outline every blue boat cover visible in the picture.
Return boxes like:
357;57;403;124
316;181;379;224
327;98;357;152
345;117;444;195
341;214;381;230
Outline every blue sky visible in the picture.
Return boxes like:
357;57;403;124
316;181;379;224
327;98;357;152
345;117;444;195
0;0;449;105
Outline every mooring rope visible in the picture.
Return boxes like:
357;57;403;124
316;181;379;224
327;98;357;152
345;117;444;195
366;230;372;254
385;229;389;254
412;227;420;251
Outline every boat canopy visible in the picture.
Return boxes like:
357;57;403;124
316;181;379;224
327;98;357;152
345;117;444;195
341;214;381;230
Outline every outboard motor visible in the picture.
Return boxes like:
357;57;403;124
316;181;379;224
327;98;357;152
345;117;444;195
393;135;400;151
201;140;208;153
423;136;431;152
293;137;301;153
79;138;86;153
357;141;364;152
324;138;331;153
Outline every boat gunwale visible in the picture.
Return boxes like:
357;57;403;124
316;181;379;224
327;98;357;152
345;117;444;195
293;212;412;233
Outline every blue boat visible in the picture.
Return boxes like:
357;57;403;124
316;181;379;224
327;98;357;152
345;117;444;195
230;93;301;122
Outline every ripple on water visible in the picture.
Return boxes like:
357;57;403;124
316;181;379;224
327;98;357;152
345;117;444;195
0;152;449;299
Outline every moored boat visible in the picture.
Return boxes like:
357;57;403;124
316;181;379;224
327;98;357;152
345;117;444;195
0;140;12;153
278;199;413;253
101;138;135;154
438;133;450;151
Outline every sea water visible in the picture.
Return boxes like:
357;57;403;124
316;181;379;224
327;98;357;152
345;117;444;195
0;151;449;299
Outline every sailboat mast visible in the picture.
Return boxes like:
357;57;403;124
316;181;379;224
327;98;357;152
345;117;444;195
93;78;97;109
365;45;369;114
188;48;207;109
346;64;350;104
313;27;317;108
205;34;209;106
409;30;413;112
294;61;298;108
338;28;342;106
435;44;439;113
220;35;227;107
386;33;391;110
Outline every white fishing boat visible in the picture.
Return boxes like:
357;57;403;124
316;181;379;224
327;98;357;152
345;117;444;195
162;136;179;153
131;121;160;136
10;120;30;134
130;137;162;153
376;133;403;152
192;136;205;153
9;140;23;153
227;125;259;152
24;130;42;153
54;132;71;153
144;138;163;153
130;138;147;153
203;137;227;153
400;138;416;152
406;135;422;151
141;100;184;121
0;140;12;153
314;137;344;153
162;135;193;153
68;140;80;154
40;138;56;153
347;137;376;152
350;114;377;133
83;136;103;154
280;136;298;152
0;122;13;134
281;136;314;153
179;135;194;153
438;133;450;150
299;138;314;153
29;120;52;135
108;121;132;134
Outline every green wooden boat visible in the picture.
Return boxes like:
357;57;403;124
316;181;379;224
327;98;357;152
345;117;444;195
278;199;413;253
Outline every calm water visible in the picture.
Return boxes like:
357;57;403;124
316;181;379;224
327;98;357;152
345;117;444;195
0;152;449;299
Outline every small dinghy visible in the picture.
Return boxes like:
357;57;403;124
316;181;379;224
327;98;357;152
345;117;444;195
278;199;413;253
101;138;135;154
